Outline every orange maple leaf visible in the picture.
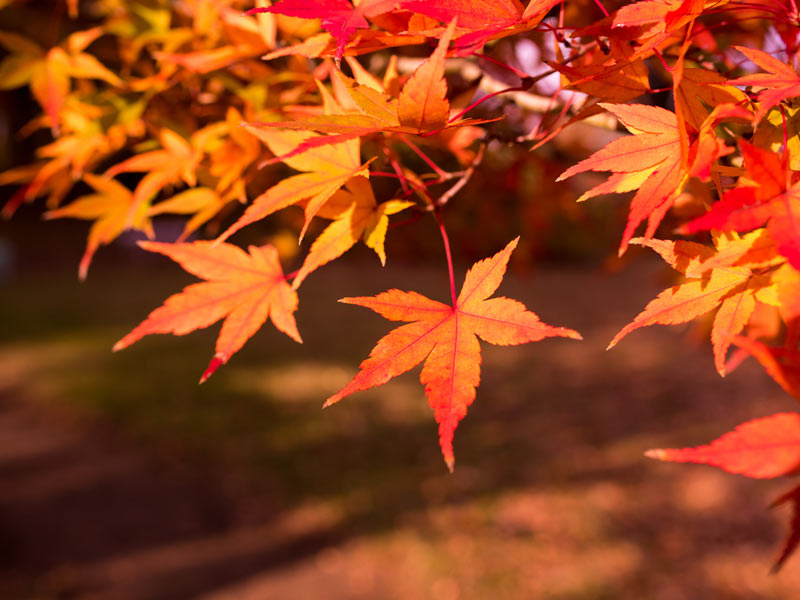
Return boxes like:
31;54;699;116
292;176;413;288
114;241;302;383
557;103;684;253
558;102;744;254
549;40;650;103
216;129;368;243
0;28;121;135
674;67;748;131
609;233;780;376
646;412;800;478
246;21;494;163
324;238;581;470
105;128;213;228
396;16;454;132
731;46;800;122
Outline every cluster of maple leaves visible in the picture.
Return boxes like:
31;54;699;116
4;0;800;566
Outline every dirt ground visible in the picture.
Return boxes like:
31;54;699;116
3;220;800;599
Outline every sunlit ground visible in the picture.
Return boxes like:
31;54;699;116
2;217;800;599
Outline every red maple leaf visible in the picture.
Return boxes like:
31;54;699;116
684;141;800;269
247;0;396;62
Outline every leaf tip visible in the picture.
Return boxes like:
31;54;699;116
645;448;668;460
199;353;226;384
445;454;455;473
674;224;690;236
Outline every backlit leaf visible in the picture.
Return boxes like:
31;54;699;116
646;413;800;478
114;241;302;382
324;238;581;470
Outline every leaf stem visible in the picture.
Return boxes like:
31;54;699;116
434;208;458;307
475;53;531;80
400;134;448;178
781;105;789;151
593;0;610;17
383;146;411;195
370;170;405;179
445;85;528;125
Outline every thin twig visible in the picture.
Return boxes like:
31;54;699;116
436;142;487;207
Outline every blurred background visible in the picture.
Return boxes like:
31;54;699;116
3;209;800;599
3;1;800;599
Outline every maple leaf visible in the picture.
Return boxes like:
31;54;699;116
157;5;277;74
246;21;494;162
396;15;454;132
732;336;800;400
730;46;800;123
550;40;650;103
247;0;396;62
207;108;263;197
114;241;302;383
400;0;561;55
401;0;522;29
216;129;368;243
148;187;241;242
609;234;777;376
684;141;800;269
557;103;683;253
558;103;744;254
674;67;748;131
0;93;146;216
292;176;413;288
400;0;521;54
753;105;800;171
324;238;581;470
44;174;153;280
0;28;121;135
646;412;800;478
105;128;209;228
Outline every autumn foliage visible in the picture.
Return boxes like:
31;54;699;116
4;0;800;569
